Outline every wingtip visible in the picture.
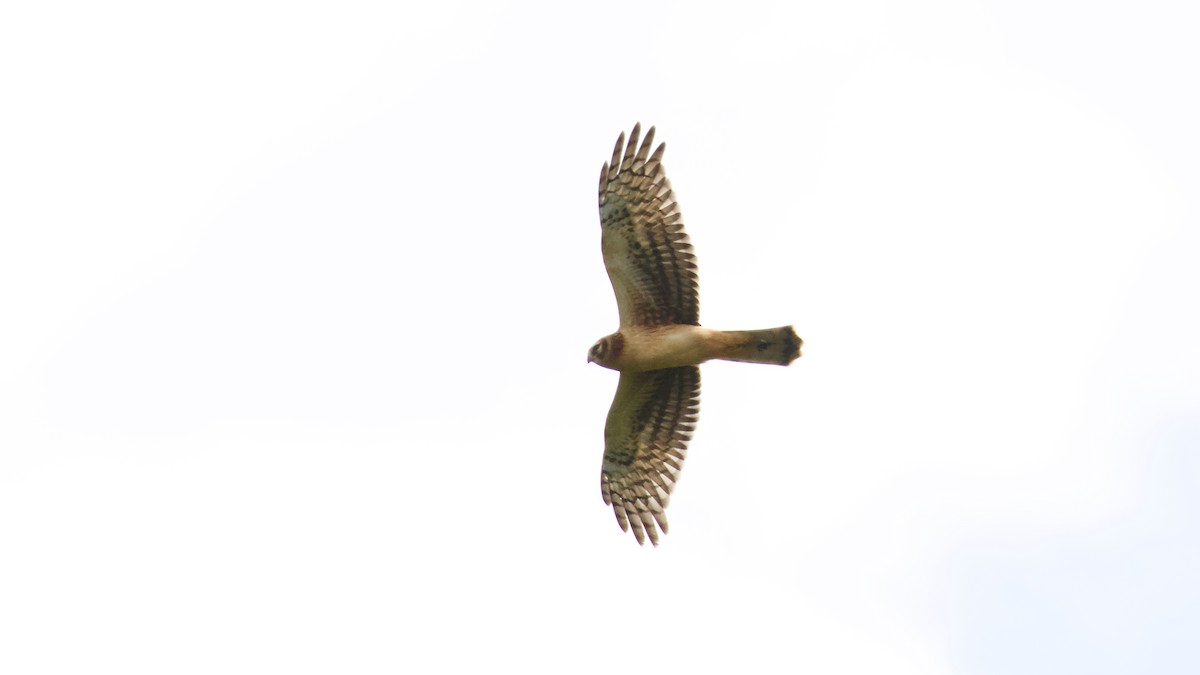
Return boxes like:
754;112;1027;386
606;123;667;180
598;161;610;201
610;132;626;173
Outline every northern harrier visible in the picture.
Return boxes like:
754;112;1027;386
589;123;803;546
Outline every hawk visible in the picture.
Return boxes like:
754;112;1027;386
589;123;803;546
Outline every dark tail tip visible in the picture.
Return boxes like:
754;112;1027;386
782;326;802;365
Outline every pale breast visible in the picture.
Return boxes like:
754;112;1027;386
616;325;721;372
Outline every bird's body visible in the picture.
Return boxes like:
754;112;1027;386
590;324;801;372
589;123;802;545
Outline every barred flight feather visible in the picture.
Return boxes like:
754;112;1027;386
599;123;700;328
601;366;700;546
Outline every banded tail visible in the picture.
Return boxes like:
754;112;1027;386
717;326;802;366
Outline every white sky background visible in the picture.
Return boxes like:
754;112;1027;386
2;0;1197;672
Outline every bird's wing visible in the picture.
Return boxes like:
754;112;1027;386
598;123;700;328
601;366;701;546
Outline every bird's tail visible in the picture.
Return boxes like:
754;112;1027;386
715;326;802;366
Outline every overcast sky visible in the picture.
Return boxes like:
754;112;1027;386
2;1;1197;673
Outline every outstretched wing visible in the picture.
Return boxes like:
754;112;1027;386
598;123;700;327
601;366;701;546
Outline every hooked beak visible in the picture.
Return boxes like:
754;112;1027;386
587;353;593;364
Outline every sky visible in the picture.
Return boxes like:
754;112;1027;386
2;1;1197;673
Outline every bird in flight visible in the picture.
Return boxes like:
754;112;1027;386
589;123;803;546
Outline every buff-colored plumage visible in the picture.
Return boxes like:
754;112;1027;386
591;124;802;546
601;366;699;546
598;124;699;328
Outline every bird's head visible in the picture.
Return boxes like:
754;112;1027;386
587;333;624;370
